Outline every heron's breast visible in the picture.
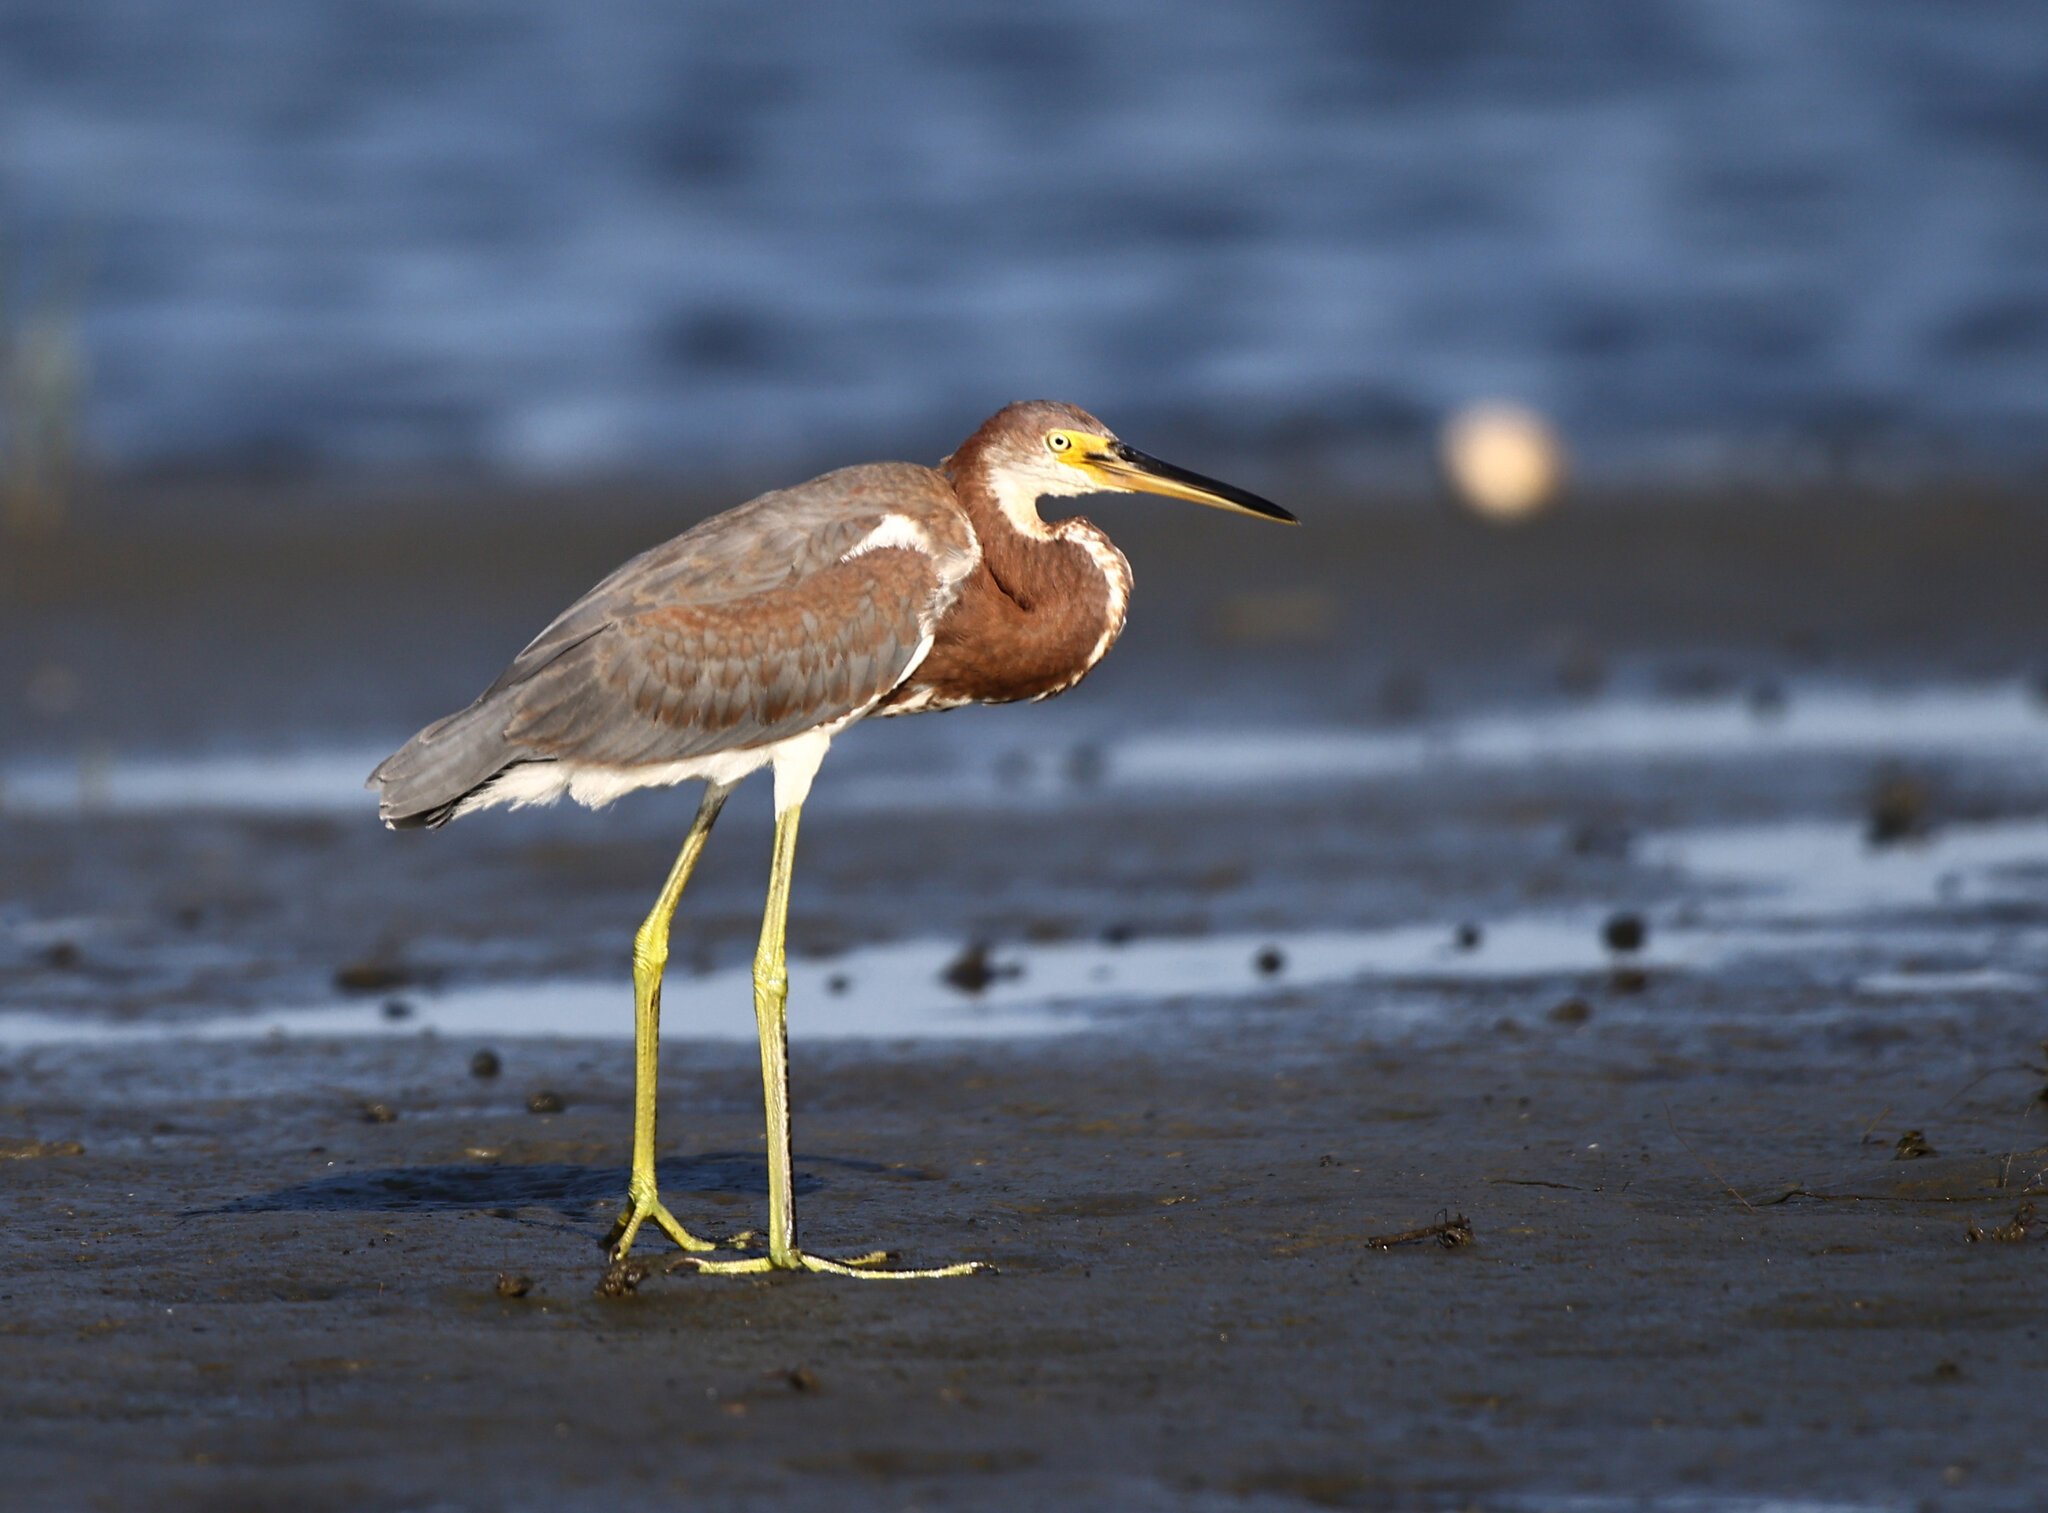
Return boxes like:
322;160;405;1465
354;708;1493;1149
875;532;1129;713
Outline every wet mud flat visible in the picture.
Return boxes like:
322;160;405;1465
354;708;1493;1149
4;482;2048;1509
3;969;2046;1512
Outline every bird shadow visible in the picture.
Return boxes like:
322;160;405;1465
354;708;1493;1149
190;1152;877;1219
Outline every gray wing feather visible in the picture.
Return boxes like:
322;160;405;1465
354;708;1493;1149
369;463;971;825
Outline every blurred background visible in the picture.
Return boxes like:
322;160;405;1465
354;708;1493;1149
2;0;2046;778
4;0;2046;502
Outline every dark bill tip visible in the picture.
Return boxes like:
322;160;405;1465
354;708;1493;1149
1111;443;1299;524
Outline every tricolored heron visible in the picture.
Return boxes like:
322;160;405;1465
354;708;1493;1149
369;401;1295;1278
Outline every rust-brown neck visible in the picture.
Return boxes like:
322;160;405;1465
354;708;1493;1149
875;447;1131;713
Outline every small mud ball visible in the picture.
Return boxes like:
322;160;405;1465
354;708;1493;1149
1602;913;1647;952
1254;945;1286;977
527;1090;565;1115
470;1048;502;1079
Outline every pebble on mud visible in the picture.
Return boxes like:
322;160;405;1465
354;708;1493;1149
494;1273;533;1299
1609;967;1649;994
1453;923;1482;951
1602;913;1647;952
1867;772;1931;846
594;1259;651;1298
335;960;410;993
527;1090;566;1115
360;1102;398;1124
1101;922;1136;946
1253;946;1286;977
39;941;82;970
1548;998;1593;1025
381;998;414;1020
825;973;851;996
470;1049;502;1079
942;941;1020;994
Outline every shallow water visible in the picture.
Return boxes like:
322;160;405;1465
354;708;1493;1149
7;807;2041;1046
5;682;2041;819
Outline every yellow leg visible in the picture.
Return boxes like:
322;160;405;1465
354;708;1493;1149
608;782;737;1261
679;801;987;1280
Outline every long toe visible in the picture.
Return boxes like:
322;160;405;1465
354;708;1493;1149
609;1196;727;1261
672;1249;990;1279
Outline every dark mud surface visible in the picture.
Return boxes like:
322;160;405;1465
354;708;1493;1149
4;484;2048;1510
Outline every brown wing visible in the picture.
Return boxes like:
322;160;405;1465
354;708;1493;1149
502;547;948;763
368;462;974;824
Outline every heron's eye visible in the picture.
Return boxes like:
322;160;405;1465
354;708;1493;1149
1047;432;1072;454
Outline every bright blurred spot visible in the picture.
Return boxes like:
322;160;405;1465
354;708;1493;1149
1440;401;1567;524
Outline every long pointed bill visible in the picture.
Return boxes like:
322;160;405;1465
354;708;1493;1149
1089;442;1298;524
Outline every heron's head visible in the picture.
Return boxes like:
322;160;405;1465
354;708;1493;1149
950;400;1297;532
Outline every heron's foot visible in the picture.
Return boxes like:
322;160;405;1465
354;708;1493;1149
673;1247;990;1280
606;1192;738;1261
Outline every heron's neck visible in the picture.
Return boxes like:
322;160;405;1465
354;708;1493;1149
949;465;1133;675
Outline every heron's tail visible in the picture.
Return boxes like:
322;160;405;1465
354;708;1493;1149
367;699;521;829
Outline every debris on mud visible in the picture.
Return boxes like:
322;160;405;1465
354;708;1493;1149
0;1137;84;1160
1365;1213;1474;1251
470;1049;502;1079
39;941;82;970
1893;1129;1936;1160
1548;997;1593;1025
494;1273;533;1299
526;1090;566;1115
1253;945;1286;977
1965;1202;2034;1243
381;998;414;1020
1453;923;1482;951
360;1101;398;1124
